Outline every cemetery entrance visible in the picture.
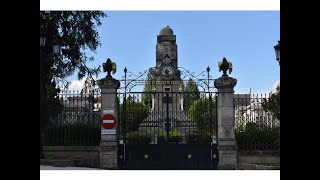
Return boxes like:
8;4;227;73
117;68;218;169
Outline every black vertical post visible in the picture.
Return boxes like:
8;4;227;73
207;66;212;142
40;49;42;149
123;67;127;144
215;94;218;143
207;66;210;93
209;93;213;141
40;48;44;159
166;93;170;140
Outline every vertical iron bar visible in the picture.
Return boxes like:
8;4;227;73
166;93;169;140
79;90;81;145
188;91;191;143
207;67;210;93
124;68;127;144
161;84;163;139
173;91;176;141
123;68;128;168
40;47;45;158
215;94;218;144
81;90;83;145
209;92;213;143
157;93;160;141
117;92;119;145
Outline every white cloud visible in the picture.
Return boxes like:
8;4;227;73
68;78;86;91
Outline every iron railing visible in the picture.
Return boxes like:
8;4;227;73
118;92;217;145
234;93;280;150
43;89;101;146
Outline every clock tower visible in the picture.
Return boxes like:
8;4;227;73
152;26;183;111
155;25;180;81
140;26;193;140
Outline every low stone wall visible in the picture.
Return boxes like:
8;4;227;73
237;150;280;169
42;147;280;169
42;146;99;168
238;163;280;170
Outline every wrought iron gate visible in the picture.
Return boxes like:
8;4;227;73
117;67;218;169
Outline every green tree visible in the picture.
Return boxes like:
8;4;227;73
40;11;106;158
40;11;106;82
187;98;216;134
40;11;106;123
142;68;155;108
184;78;200;111
46;82;64;120
120;96;149;132
262;87;280;120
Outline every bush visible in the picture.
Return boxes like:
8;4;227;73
126;131;151;144
186;133;212;144
168;131;182;144
44;123;100;146
235;123;280;150
157;135;166;144
156;131;182;144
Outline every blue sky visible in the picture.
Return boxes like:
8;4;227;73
68;11;280;94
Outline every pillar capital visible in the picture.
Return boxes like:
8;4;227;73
214;76;237;91
97;77;120;90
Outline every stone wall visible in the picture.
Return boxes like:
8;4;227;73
42;146;99;168
238;150;280;165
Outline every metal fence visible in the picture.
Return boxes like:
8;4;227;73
43;88;280;150
43;89;101;146
234;93;280;150
118;92;217;145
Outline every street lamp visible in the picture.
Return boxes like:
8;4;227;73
52;39;62;55
40;33;62;159
40;32;46;47
274;41;280;65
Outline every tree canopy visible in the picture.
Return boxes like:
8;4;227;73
120;96;149;132
40;11;106;128
187;98;216;134
40;11;106;86
183;78;200;111
262;87;280;120
142;68;156;108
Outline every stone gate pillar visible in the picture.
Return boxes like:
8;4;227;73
97;58;120;169
214;73;238;169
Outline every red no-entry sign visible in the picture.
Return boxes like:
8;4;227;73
101;114;116;129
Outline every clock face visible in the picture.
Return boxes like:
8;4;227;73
162;66;174;77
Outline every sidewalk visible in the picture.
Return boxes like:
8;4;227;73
40;165;102;170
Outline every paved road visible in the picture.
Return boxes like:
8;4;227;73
40;165;102;170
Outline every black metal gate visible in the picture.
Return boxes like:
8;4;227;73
117;67;218;169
